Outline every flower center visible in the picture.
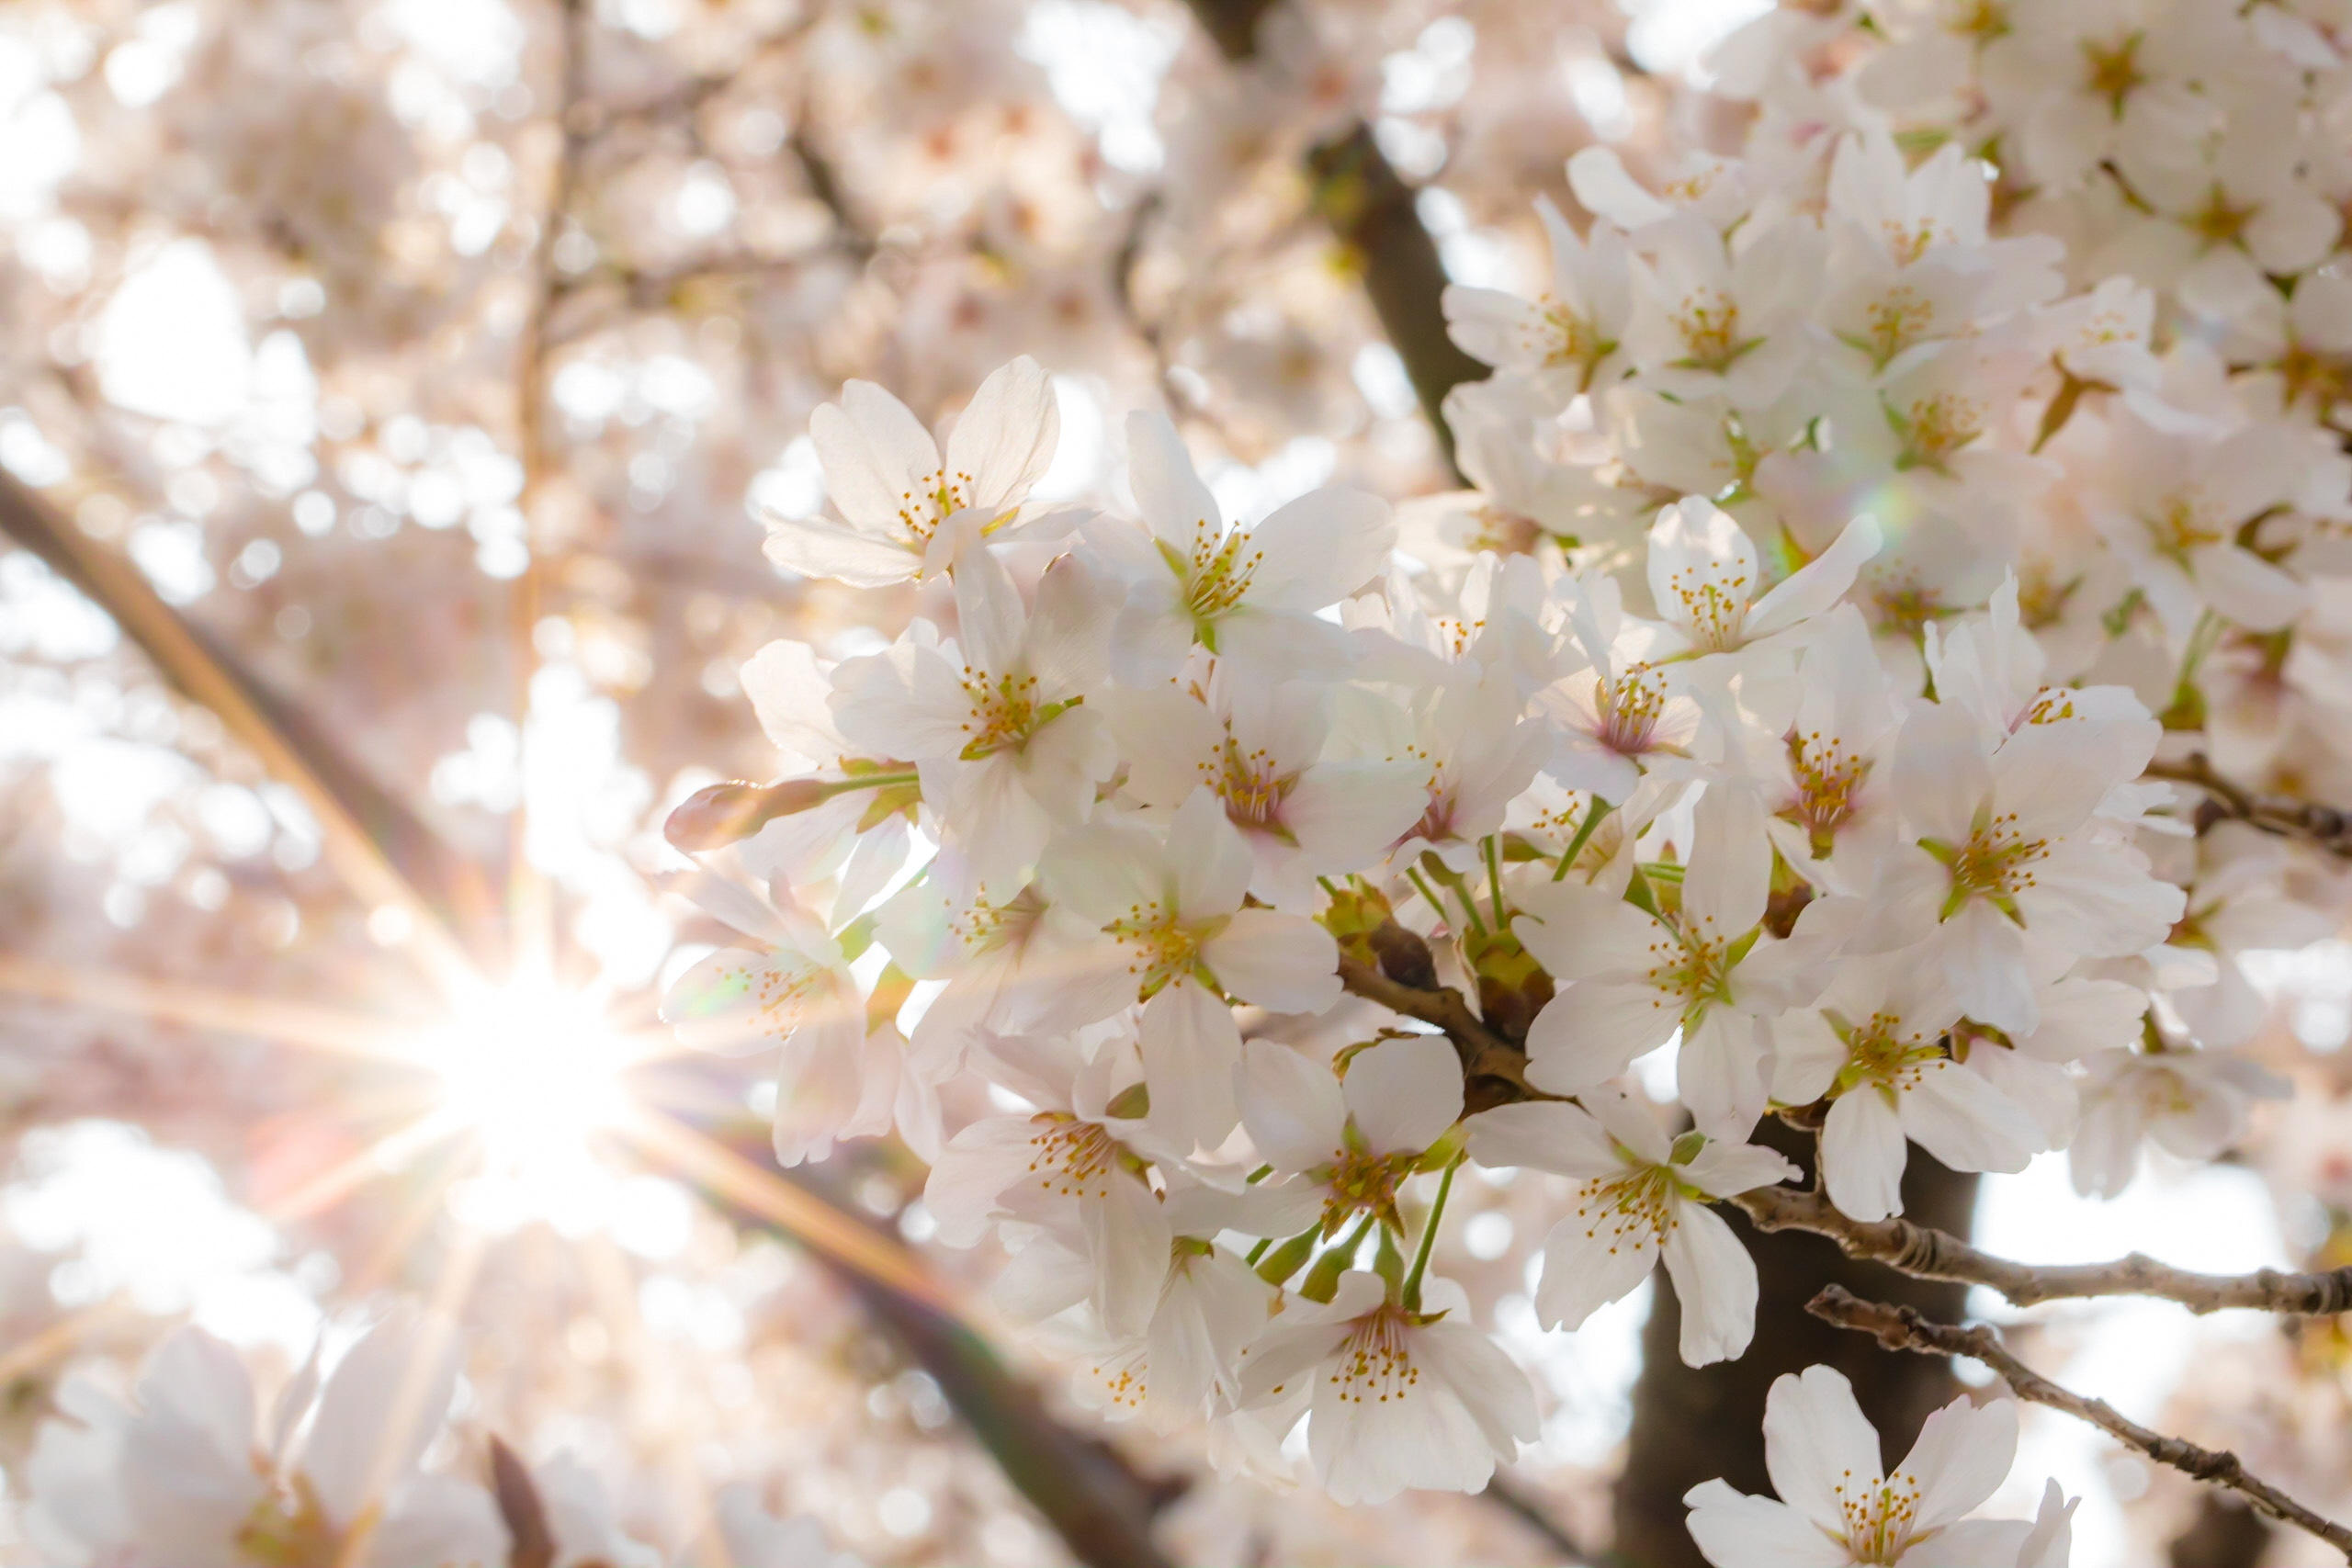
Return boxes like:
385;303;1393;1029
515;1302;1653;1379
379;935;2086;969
1892;392;1983;471
235;1477;348;1568
1573;1163;1679;1253
1786;730;1871;856
1881;222;1945;268
1672;288;1747;371
896;465;976;544
1171;527;1267;630
1329;1305;1422;1407
1534;297;1611;383
681;951;827;1038
959;668;1042;757
1103;899;1217;998
1928;809;2049;922
2081;33;2144;114
1025;1113;1122;1200
1860;285;1935;366
1322;1145;1413;1231
1599;663;1671;755
1212;736;1295;835
1663;563;1754;651
1836;1468;1927;1564
1946;0;2008;41
2188;185;2256;249
1645;919;1736;1021
951;885;1047;956
2146;493;2224;561
1831;1010;1947;1099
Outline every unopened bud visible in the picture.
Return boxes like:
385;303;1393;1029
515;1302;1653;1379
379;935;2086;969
663;778;830;851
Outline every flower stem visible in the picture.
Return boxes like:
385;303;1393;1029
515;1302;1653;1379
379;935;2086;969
1301;1213;1378;1303
1553;797;1614;880
1405;865;1459;933
1423;858;1488;936
1401;1154;1463;1313
1483;835;1507;928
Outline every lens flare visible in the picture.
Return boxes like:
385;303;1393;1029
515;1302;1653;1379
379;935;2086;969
413;974;631;1229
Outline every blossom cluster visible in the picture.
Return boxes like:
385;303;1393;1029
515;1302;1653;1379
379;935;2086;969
651;0;2352;1524
21;1306;852;1568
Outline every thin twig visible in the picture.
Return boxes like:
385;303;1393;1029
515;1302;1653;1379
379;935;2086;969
1808;1286;2352;1561
1737;1185;2352;1315
2147;754;2352;859
788;124;876;260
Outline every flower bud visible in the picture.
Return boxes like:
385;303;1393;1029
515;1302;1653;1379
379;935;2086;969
662;778;830;851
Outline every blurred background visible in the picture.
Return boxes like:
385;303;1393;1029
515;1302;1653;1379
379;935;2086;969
0;0;2348;1563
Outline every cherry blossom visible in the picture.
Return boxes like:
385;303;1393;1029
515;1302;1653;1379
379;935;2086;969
1466;1082;1796;1366
1684;1366;2030;1567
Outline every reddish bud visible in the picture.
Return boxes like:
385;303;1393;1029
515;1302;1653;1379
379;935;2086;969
662;778;829;851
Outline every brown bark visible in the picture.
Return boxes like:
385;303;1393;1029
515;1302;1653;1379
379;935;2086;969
1611;1121;1979;1568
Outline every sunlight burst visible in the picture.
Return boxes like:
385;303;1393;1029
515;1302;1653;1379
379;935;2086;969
413;974;631;1225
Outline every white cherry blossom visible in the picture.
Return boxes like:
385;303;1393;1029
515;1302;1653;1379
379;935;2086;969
765;355;1062;585
1773;955;2041;1223
1684;1366;2029;1567
831;537;1115;889
1088;412;1395;682
1042;788;1342;1148
1516;785;1824;1136
1466;1082;1796;1365
1238;1271;1538;1506
1239;1033;1465;1238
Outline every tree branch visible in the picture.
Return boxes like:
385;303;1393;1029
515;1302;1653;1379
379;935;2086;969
1808;1286;2352;1562
2147;754;2352;860
0;475;488;992
1304;124;1484;477
1334;956;1541;1100
1736;1185;2352;1315
1173;1;1480;479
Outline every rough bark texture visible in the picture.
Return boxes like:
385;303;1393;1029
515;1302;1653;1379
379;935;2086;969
1611;1121;1979;1568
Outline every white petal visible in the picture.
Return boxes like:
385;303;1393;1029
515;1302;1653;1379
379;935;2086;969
1086;1177;1174;1339
1284;761;1430;874
945;355;1058;513
1662;1201;1759;1366
1125;410;1219;551
1238;1040;1348;1172
1341;1034;1464;1157
1679;1138;1801;1199
1204;908;1340;1015
1900;1062;2038;1175
1524;980;1682;1094
1246;488;1397;611
1822;1089;1907;1223
1896;1393;2017;1530
1511;880;1671;980
1679;1007;1770;1141
811;382;939;535
1465;1100;1623;1178
1682;1483;1852;1568
1762;1365;1887;1537
1139;981;1243;1149
1534;1208;1659;1329
1170;786;1253;919
1686;783;1772;935
762;513;920;586
1747;513;1883;639
304;1311;458;1527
